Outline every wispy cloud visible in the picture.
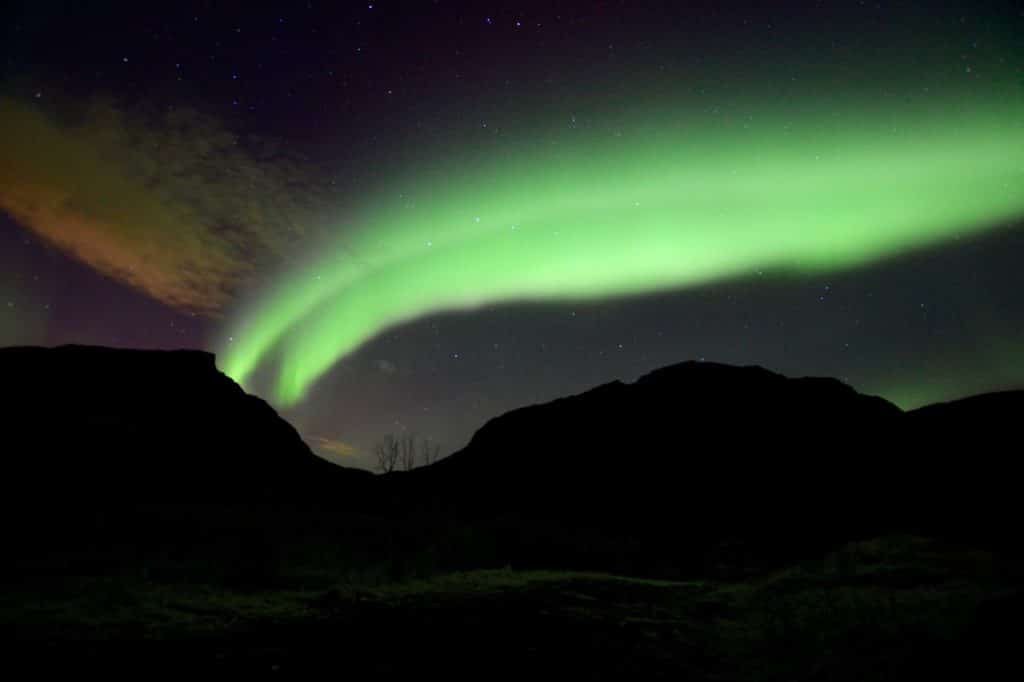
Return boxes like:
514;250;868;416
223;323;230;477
308;435;359;459
0;96;327;315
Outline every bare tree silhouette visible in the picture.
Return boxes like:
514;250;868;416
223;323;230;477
374;433;443;472
373;434;400;473
399;433;417;472
420;438;441;467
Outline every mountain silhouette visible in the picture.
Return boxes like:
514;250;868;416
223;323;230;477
1;345;372;499
400;361;1021;570
904;390;1023;548
2;346;1019;573
2;346;1022;674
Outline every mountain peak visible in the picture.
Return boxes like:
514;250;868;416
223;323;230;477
1;345;369;499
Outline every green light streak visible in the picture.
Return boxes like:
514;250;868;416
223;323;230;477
220;96;1024;405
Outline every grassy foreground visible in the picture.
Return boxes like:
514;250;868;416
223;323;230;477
3;535;1020;678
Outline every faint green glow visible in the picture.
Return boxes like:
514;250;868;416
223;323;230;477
865;335;1024;410
220;95;1024;405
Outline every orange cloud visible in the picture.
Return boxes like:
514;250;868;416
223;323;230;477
0;97;327;314
308;435;359;459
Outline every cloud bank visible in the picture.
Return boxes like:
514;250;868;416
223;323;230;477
0;97;326;314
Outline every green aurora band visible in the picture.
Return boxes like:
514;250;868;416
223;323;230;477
220;95;1024;406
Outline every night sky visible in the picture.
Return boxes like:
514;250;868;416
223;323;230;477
1;1;1022;469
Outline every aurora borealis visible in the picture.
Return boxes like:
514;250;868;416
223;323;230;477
2;1;1022;468
220;94;1024;404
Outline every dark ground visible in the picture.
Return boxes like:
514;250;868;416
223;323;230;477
4;534;1022;678
3;348;1022;678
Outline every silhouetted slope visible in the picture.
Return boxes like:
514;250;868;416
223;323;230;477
909;389;1023;435
904;390;1024;547
422;361;902;511
0;345;371;499
3;346;1020;576
404;361;1020;569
